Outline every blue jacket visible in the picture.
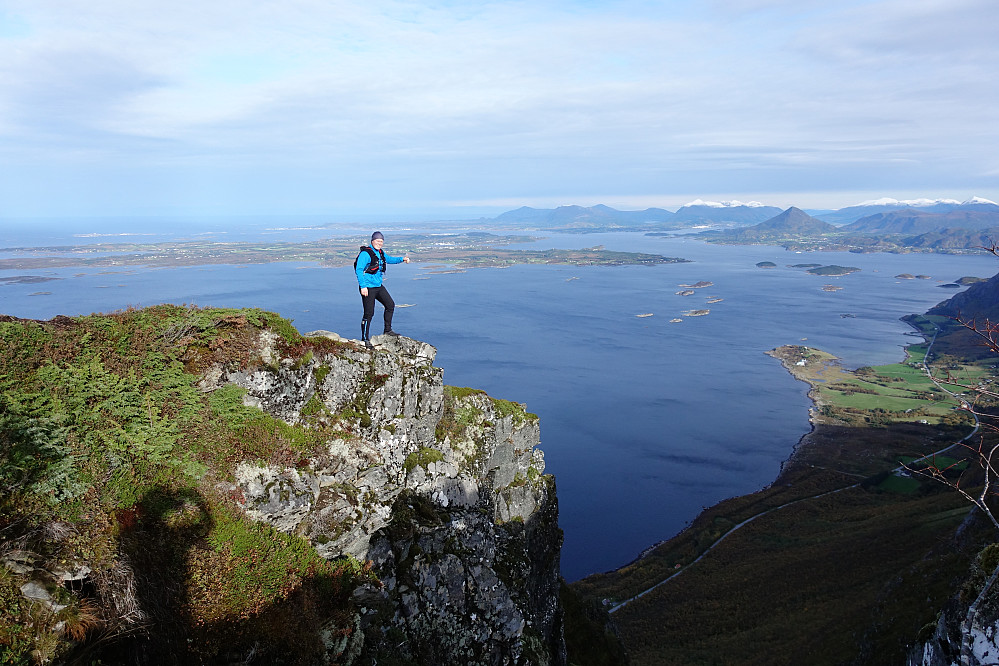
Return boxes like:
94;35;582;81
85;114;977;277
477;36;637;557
355;247;404;289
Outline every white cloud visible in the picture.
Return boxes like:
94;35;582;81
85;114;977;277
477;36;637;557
0;0;996;215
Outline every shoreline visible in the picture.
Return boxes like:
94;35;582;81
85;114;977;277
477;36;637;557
620;345;848;572
585;324;939;591
764;310;935;478
765;346;828;478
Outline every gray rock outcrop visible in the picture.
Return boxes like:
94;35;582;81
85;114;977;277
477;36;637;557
200;331;565;665
908;545;999;666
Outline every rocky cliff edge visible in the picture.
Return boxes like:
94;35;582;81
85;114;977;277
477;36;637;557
0;308;564;665
201;330;566;665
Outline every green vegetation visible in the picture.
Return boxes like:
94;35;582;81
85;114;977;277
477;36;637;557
435;386;541;479
574;318;999;664
561;581;628;666
491;397;538;426
771;345;980;428
875;472;923;494
0;306;370;664
590;485;981;665
403;447;445;474
436;387;486;443
806;264;860;276
314;363;331;386
444;386;486;399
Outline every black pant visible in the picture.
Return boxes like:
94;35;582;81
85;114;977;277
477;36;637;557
360;285;394;339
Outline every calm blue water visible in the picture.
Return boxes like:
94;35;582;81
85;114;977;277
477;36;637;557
3;227;997;581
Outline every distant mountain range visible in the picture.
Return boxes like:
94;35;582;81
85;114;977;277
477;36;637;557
670;200;782;225
493;204;673;228
904;227;999;250
703;202;999;252
488;197;999;232
816;197;999;225
491;200;786;229
842;209;999;234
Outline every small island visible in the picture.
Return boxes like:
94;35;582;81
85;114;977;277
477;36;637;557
806;265;860;276
0;275;63;285
756;261;777;268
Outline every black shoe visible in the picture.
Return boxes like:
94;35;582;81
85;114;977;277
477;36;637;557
364;340;374;349
383;330;401;337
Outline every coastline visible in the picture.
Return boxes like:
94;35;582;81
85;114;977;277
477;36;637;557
619;345;849;570
765;346;830;478
578;323;950;597
764;310;939;479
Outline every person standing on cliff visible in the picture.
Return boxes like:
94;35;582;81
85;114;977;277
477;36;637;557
356;231;410;348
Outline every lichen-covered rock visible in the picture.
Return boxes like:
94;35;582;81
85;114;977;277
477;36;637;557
908;547;999;666
202;331;565;665
235;463;320;532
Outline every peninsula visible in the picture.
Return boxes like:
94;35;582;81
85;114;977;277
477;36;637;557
0;232;688;271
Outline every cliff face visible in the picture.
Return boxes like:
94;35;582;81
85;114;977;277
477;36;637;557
908;544;999;666
928;269;999;320
910;273;999;666
207;332;565;664
0;308;564;665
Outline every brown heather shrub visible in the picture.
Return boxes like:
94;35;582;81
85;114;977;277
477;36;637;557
61;599;102;641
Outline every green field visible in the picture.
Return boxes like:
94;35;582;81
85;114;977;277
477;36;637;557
813;351;990;424
876;473;922;494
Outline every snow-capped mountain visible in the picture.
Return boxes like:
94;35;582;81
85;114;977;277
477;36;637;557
671;200;782;225
843;209;999;235
681;199;770;208
818;197;999;225
854;197;962;207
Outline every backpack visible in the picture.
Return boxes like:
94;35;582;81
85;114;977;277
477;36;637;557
353;246;385;275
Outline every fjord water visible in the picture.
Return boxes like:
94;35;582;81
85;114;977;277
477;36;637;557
3;228;997;581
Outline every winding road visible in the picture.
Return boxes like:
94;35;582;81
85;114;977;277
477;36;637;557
608;321;977;614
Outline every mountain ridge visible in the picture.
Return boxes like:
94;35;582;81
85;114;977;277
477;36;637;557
708;206;837;241
486;197;998;231
843;209;999;234
817;197;999;225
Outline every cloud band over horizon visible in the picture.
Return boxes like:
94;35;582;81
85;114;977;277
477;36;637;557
0;0;996;218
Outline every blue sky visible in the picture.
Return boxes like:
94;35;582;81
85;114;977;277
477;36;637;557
1;0;997;220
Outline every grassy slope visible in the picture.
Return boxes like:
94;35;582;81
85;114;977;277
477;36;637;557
573;317;999;665
0;306;371;665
